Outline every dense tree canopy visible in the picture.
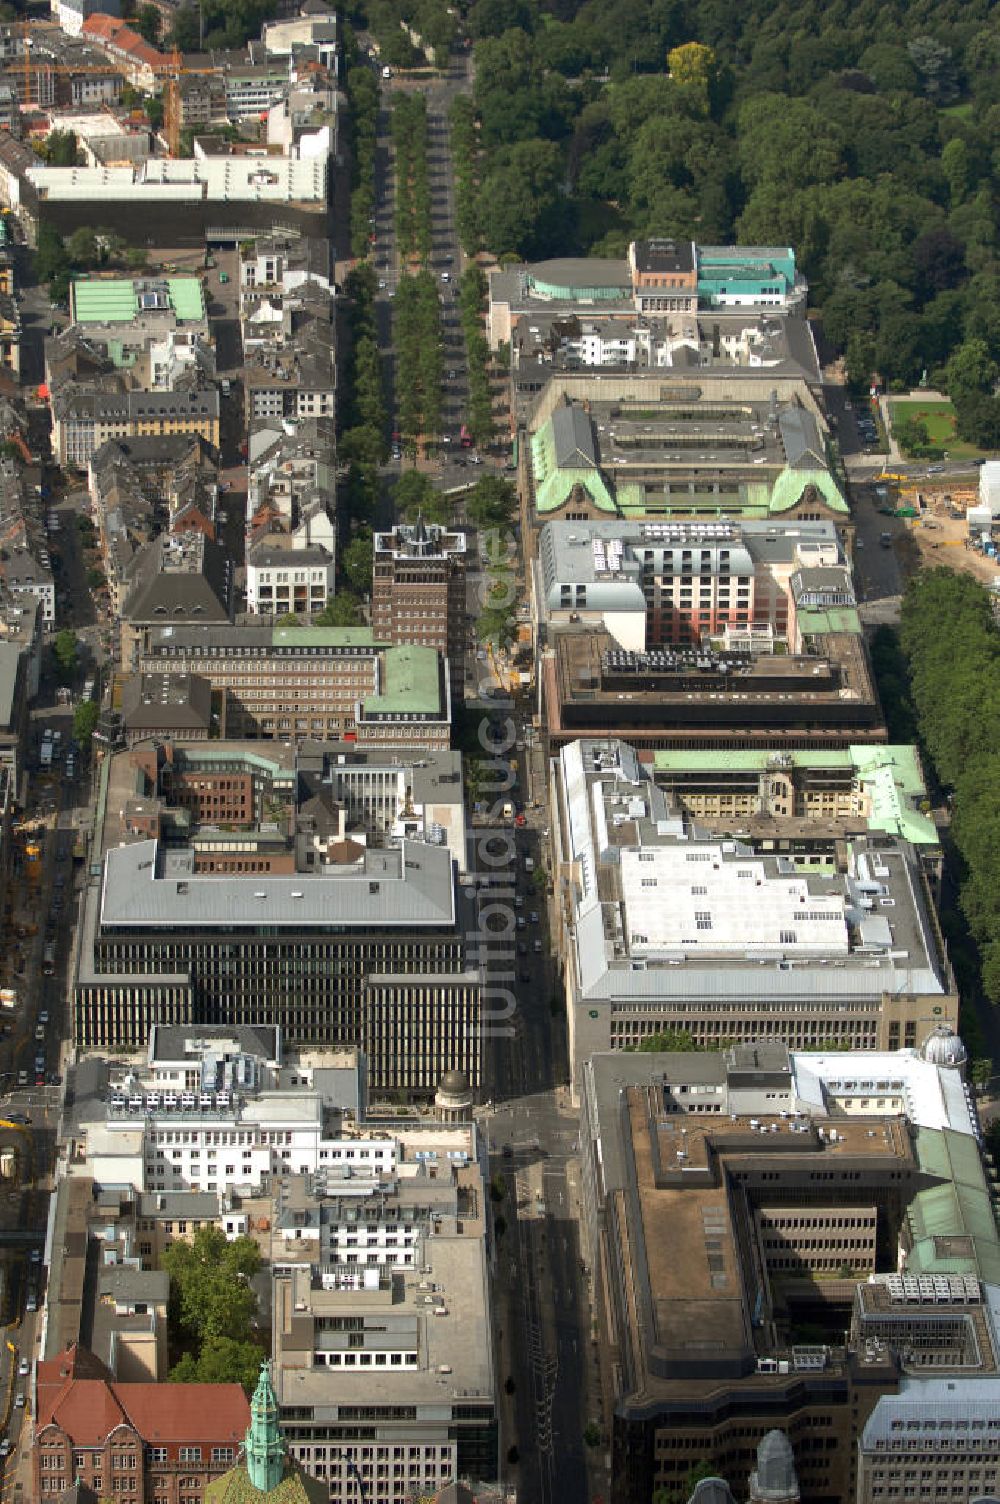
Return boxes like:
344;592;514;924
162;1226;262;1344
163;1228;264;1394
899;571;1000;1003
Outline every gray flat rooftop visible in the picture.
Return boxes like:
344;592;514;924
151;1023;280;1062
274;1234;494;1409
100;837;456;929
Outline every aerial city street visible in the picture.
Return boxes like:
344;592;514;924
0;4;993;1504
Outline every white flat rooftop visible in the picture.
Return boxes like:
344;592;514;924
620;844;848;957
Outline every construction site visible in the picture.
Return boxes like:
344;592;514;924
873;470;1000;587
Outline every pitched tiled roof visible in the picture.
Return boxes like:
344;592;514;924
36;1344;249;1447
81;14;172;70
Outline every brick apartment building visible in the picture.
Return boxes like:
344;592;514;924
372;519;466;692
34;1344;249;1502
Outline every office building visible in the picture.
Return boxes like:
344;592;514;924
243;319;336;421
117;738;467;873
510;304;820;397
120;530;232;668
70;274;208;339
650;743;943;897
579;1035;995;1504
490;240;808;345
372;519;467;689
541;624;883;750
120;671;217;744
552;740;955;1085
135;623;451;748
51;385;220;469
246;539;335;617
75;746;479;1090
271;1150;497;1503
240;232;333;306
0;123;333;244
75;835;480;1091
71;1026;377;1196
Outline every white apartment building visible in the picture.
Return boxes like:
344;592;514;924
86;1085;396;1196
240;235;333;301
135;1101;396;1194
536;517;845;652
245;542;334;616
3;549;55;625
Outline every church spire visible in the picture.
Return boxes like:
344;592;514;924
245;1360;286;1492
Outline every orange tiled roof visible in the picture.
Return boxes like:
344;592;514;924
81;15;174;71
35;1345;249;1447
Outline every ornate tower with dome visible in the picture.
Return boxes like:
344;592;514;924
205;1363;327;1504
747;1430;800;1504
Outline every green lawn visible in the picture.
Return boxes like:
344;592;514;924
888;398;988;460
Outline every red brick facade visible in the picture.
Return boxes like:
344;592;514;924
35;1347;249;1504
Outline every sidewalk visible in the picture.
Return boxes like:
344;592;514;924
877;393;902;463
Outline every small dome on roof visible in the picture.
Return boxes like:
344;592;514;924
438;1069;470;1096
922;1024;968;1069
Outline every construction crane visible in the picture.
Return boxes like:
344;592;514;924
19;46;133;110
20;38;216;112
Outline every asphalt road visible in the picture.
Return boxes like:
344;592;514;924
0;746;79;1487
366;55;599;1498
850;479;903;605
468;790;601;1502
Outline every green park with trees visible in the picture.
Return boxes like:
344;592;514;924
35;223;146;306
167;0;274;49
